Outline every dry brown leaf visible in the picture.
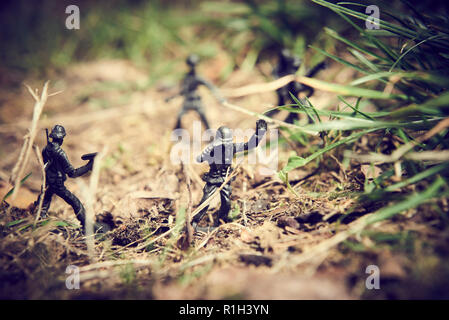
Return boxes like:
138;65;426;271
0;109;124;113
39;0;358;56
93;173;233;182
0;182;36;209
277;216;300;230
240;229;255;243
361;164;383;181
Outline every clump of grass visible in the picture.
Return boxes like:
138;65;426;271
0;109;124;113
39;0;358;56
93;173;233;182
280;0;449;228
0;1;220;81
0;0;337;82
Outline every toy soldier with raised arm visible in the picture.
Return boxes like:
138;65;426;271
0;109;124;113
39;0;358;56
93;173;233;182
33;125;100;233
266;49;326;123
166;54;226;130
192;119;267;231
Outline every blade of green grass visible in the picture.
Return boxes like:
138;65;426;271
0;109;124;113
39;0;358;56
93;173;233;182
385;162;449;192
349;48;380;72
297;74;408;100
280;128;377;176
5;218;28;228
338;96;374;120
310;45;369;75
1;172;32;203
364;177;447;225
323;27;389;62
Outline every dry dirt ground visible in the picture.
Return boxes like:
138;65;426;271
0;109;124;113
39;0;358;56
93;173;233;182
1;59;449;299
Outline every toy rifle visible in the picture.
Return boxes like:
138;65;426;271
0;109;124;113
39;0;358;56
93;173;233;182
165;92;179;103
45;128;50;144
43;128;50;170
81;152;98;161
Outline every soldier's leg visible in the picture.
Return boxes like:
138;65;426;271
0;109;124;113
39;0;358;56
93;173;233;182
197;108;210;130
192;183;217;225
174;109;187;130
54;185;85;228
218;182;232;224
35;186;54;218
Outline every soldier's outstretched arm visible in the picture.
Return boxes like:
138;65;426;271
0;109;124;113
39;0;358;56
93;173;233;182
198;76;226;104
196;144;214;163
165;83;186;102
67;161;92;178
58;150;92;178
234;120;267;153
165;91;181;103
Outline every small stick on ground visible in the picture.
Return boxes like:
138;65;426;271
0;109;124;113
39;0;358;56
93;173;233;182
182;162;194;248
33;145;46;227
242;181;248;226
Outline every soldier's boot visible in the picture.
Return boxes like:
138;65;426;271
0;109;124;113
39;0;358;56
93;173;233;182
192;201;214;232
75;207;86;232
94;221;111;234
31;201;49;219
76;208;110;235
217;184;232;224
33;188;53;219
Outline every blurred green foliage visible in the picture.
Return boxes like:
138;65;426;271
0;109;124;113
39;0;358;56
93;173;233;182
0;0;336;82
1;0;208;81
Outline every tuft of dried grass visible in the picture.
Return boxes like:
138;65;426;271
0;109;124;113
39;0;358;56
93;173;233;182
9;82;50;201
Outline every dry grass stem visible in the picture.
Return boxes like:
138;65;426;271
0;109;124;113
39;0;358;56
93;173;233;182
33;145;46;226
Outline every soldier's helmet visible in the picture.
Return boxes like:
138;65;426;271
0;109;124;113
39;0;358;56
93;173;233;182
49;125;66;140
215;126;233;143
186;54;200;67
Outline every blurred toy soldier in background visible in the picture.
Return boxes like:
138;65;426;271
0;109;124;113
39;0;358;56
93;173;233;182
166;54;226;130
266;49;326;123
193;119;267;231
33;124;106;233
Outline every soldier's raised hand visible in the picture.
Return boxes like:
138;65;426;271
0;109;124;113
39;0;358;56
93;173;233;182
218;96;227;104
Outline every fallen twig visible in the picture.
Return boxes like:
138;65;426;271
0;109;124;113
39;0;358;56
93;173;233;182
33;145;46;227
181;162;194;248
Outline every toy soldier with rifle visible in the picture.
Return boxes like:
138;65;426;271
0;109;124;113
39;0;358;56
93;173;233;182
192;119;267;232
166;54;226;130
33;124;106;233
266;49;326;123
